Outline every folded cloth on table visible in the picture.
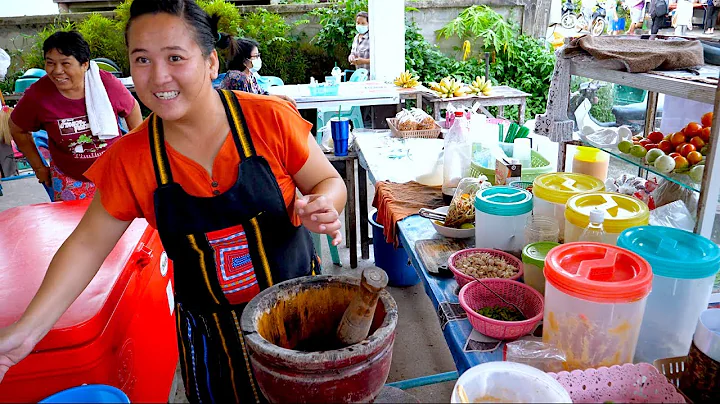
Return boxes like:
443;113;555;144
562;35;704;73
85;61;119;140
372;181;444;247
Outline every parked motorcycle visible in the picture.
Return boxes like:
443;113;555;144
579;4;608;36
561;0;578;29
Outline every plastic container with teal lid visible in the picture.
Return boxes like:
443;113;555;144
617;226;720;364
522;242;560;295
474;186;533;256
564;192;649;245
532;173;605;242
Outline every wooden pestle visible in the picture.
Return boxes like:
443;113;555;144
336;268;389;346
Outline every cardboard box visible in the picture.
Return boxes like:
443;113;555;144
495;158;522;185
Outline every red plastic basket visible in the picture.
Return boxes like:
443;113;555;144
459;279;544;340
448;248;523;288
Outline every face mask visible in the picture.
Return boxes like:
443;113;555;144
356;25;369;34
251;58;262;73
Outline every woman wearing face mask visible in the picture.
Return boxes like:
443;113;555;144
348;11;370;71
218;37;295;105
0;0;345;402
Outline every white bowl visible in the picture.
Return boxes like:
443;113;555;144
428;206;474;239
451;362;572;403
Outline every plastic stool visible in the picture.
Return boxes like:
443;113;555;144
317;107;364;137
312;232;341;266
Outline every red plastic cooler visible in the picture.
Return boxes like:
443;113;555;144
0;200;178;402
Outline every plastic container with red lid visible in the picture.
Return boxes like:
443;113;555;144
542;242;652;372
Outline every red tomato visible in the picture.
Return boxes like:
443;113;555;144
658;140;673;154
684;122;702;137
700;127;711;143
701;112;713;128
671;132;687;146
674;156;689;170
647;131;664;144
640;139;652;146
687;151;703;166
644;143;659;151
690;136;706;150
679;143;696;157
669;152;681;158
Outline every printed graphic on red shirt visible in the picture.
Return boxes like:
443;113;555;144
57;115;109;159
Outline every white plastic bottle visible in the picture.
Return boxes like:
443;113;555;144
579;208;606;243
443;111;471;204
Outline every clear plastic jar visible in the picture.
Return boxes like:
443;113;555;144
525;215;560;245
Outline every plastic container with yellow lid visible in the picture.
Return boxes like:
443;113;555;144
532;173;605;242
564;192;649;245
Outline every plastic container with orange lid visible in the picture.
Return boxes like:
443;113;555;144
542;242;653;372
564;192;649;245
532;173;605;242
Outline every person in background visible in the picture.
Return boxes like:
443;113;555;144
705;0;720;34
217;36;295;105
674;0;694;35
648;0;670;35
0;0;346;402
605;0;621;35
626;0;647;34
8;32;142;201
348;11;370;71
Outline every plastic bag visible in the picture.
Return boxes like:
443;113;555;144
410;108;435;130
605;174;657;209
649;200;696;231
396;109;419;131
319;123;355;153
444;177;490;228
504;340;567;372
0;49;10;80
652;179;699;218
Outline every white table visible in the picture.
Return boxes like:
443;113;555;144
268;81;400;110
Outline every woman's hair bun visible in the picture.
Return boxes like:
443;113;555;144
216;32;231;49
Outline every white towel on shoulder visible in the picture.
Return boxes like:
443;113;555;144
85;61;118;140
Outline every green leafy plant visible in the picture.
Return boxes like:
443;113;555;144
198;0;244;36
77;13;129;74
436;5;517;58
19;19;76;70
309;0;368;68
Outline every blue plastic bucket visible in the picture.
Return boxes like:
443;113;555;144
369;209;419;286
40;385;130;403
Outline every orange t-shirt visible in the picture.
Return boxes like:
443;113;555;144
84;91;312;229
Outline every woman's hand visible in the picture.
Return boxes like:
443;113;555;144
34;166;51;187
348;54;356;64
295;194;342;246
0;324;37;383
273;94;297;107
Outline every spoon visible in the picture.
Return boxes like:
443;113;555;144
470;275;527;321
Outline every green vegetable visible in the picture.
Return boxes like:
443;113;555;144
475;305;524;322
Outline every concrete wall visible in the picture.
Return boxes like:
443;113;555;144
0;1;548;60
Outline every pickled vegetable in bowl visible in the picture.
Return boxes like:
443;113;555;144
454;251;519;279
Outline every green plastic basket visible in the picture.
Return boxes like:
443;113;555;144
469;150;552;184
509;181;533;192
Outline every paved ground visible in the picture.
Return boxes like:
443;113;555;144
0;170;457;403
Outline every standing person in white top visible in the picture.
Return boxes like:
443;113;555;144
674;0;694;35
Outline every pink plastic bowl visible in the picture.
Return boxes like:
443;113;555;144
459;278;544;340
448;248;523;288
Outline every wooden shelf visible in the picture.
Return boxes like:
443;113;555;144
569;62;717;104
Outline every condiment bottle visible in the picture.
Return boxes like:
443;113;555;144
336;268;389;345
579;208;605;243
443;111;471;204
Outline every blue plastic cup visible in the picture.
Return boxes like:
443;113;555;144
330;118;350;156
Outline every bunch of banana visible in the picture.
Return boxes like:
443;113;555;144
393;71;421;88
428;77;469;98
469;76;493;96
